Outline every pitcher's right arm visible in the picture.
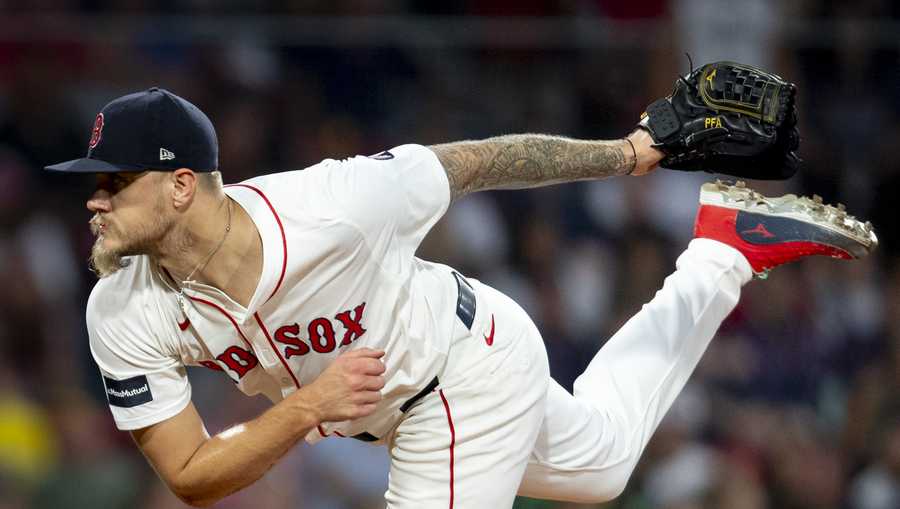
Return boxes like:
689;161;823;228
131;348;385;507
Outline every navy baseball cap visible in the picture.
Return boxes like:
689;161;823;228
44;87;218;173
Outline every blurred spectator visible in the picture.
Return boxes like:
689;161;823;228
848;421;900;509
0;372;58;486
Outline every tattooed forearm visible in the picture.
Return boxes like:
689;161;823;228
430;134;635;201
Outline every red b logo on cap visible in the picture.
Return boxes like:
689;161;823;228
88;113;104;150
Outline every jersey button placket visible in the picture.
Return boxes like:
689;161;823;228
255;345;279;368
252;312;302;391
252;337;295;384
246;317;284;370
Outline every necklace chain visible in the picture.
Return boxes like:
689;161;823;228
177;198;232;308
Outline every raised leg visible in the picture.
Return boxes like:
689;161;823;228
519;238;752;502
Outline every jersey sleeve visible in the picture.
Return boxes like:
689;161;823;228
87;279;191;431
316;144;451;259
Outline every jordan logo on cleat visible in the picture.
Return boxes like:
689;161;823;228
741;223;775;238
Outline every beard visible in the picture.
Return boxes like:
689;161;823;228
89;236;128;278
89;193;171;279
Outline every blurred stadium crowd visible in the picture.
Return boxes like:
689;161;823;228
1;1;898;508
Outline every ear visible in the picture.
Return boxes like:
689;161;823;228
170;168;198;209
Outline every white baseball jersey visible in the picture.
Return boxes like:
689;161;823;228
87;144;461;441
87;139;756;507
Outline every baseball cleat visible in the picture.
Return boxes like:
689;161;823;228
694;180;878;277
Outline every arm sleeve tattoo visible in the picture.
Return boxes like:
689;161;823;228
429;134;634;201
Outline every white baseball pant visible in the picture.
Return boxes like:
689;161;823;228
383;238;753;508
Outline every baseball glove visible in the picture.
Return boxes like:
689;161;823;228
639;61;800;179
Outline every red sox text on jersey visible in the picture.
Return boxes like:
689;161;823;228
198;303;368;381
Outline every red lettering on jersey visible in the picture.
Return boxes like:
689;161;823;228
270;302;366;359
309;318;336;353
199;360;224;372
335;302;367;346
274;323;311;358
216;346;258;378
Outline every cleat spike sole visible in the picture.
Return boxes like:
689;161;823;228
699;181;879;255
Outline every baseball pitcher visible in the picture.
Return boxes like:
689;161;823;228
45;62;876;507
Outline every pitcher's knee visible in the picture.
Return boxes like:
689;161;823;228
572;470;632;503
525;464;633;504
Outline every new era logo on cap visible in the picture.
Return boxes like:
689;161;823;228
43;87;218;174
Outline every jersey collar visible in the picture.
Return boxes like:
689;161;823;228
220;183;288;321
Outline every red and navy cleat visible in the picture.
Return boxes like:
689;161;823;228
694;180;878;277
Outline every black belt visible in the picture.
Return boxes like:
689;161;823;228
352;272;476;442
